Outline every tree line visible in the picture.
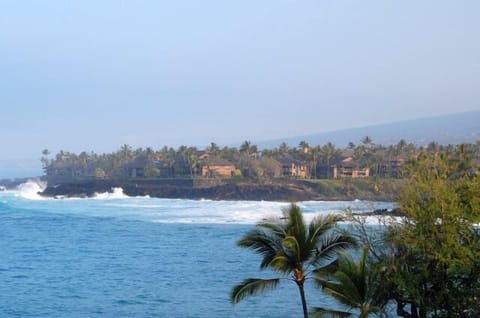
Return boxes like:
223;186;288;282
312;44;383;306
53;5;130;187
41;138;480;180
231;146;480;317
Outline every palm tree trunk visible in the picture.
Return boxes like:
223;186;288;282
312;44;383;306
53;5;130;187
297;282;308;318
359;310;369;318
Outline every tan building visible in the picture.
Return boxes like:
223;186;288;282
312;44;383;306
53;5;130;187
279;154;308;178
200;154;236;177
332;157;370;178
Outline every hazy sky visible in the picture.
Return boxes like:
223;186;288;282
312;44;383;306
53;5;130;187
1;1;479;178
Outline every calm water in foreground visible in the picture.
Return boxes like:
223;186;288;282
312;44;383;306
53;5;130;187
0;181;395;317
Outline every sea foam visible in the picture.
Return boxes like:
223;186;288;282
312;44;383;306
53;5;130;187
93;187;130;199
15;179;47;200
2;183;397;225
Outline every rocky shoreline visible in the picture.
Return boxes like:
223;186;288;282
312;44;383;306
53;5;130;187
40;178;399;202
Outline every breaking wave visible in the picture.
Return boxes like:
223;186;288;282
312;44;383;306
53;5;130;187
15;179;47;200
93;187;130;199
0;183;397;224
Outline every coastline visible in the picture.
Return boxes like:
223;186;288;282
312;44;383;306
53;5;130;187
40;178;401;202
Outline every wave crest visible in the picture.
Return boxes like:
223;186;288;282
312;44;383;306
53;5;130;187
93;187;129;199
16;179;47;200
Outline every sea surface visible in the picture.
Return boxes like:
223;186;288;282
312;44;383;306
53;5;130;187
0;181;395;317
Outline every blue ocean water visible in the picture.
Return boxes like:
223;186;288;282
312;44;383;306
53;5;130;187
0;181;395;317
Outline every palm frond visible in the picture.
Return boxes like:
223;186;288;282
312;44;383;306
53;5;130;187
309;214;344;246
306;214;345;264
285;204;307;245
313;259;339;277
314;249;387;316
283;235;301;262
268;254;292;272
323;272;362;307
257;221;287;238
310;307;352;318
237;229;283;269
310;233;358;268
315;252;362;308
285;204;317;264
230;278;280;304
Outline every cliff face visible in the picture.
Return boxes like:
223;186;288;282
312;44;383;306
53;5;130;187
40;178;399;202
41;179;317;201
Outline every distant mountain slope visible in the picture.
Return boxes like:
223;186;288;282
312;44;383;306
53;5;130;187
258;111;480;148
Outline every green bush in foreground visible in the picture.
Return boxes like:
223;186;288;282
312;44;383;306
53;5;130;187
352;146;480;317
231;145;480;317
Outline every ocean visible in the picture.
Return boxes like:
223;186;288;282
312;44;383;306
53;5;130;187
0;181;395;317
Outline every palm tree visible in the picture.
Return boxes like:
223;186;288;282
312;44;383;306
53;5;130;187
240;140;258;156
396;139;407;156
311;146;321;179
145;147;155;160
312;249;387;318
41;149;50;169
361;136;373;148
231;204;357;318
207;142;220;156
321;143;339;179
239;140;258;177
78;151;89;175
299;141;310;154
279;142;290;154
119;144;133;163
185;146;198;177
41;149;52;176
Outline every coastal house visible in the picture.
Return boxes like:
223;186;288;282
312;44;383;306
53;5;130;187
124;156;150;178
123;156;169;178
279;154;308;178
378;157;407;178
332;157;370;178
364;149;409;178
45;161;97;181
199;153;236;177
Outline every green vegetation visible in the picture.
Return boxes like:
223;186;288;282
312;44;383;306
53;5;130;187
380;147;479;317
41;139;480;185
304;178;406;199
349;145;480;317
313;249;386;317
40;139;479;200
230;204;357;318
231;145;480;317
